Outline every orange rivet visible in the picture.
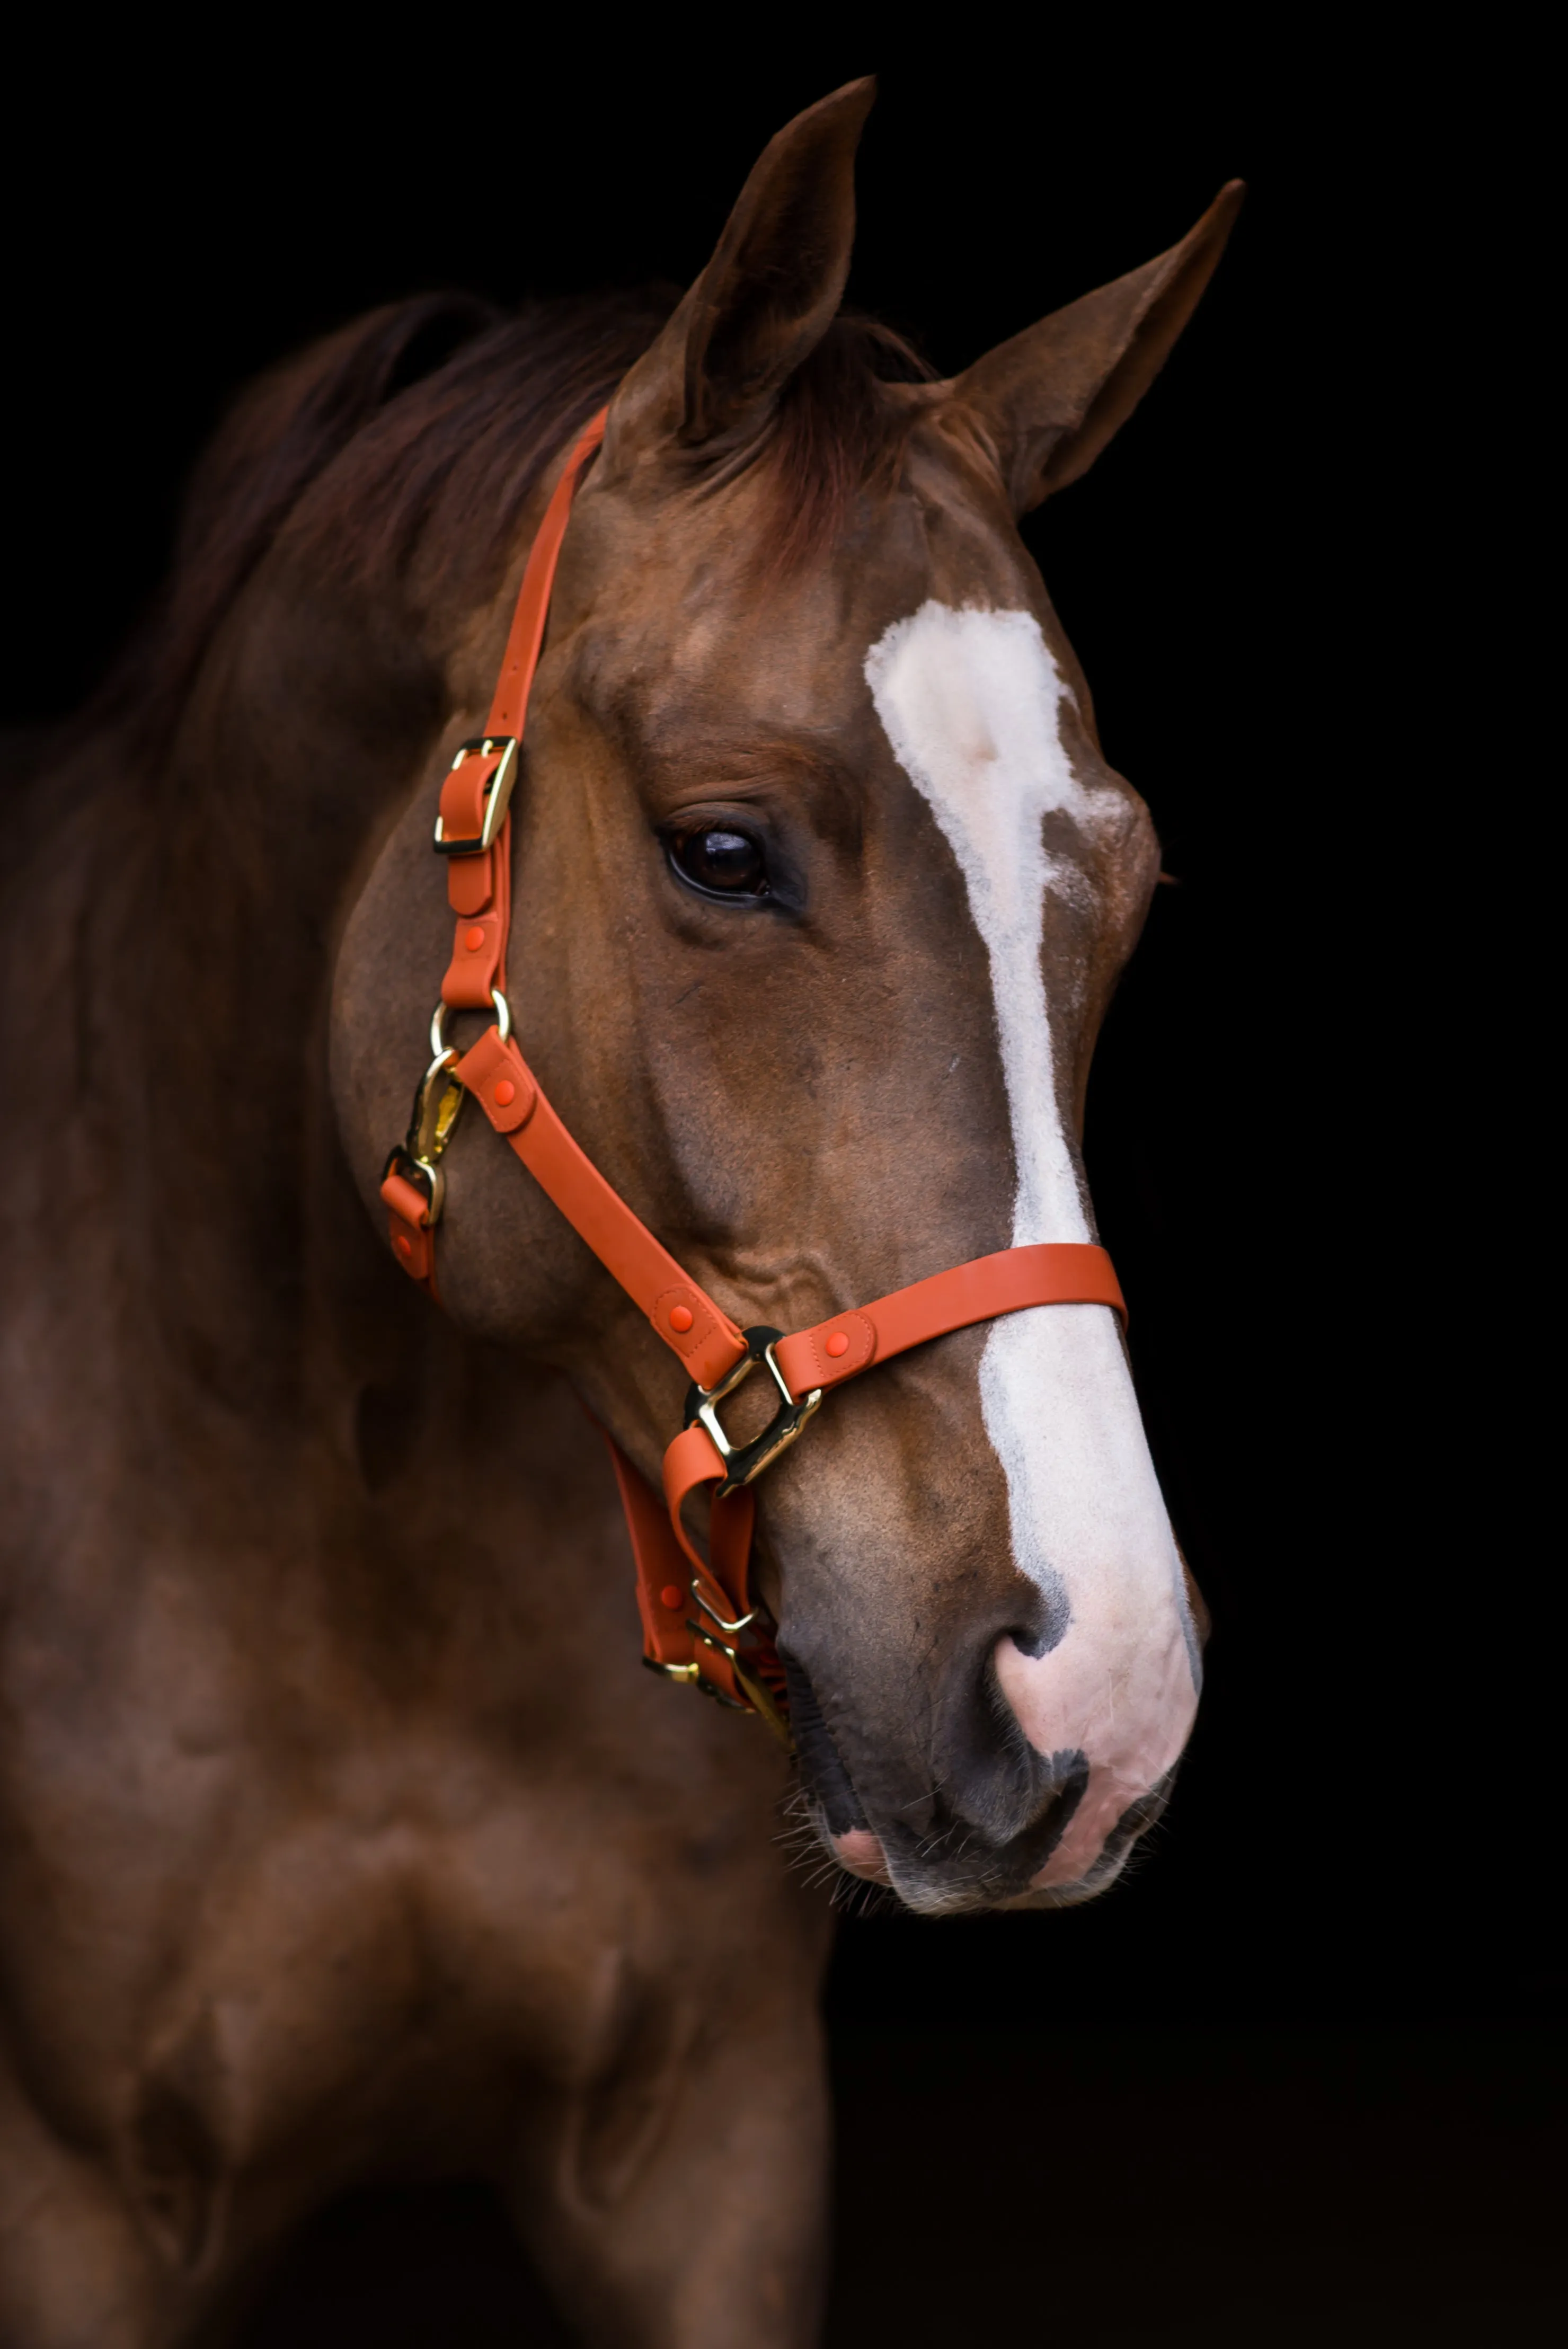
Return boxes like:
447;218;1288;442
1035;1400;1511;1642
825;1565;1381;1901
660;1584;684;1611
395;1233;413;1261
494;1078;516;1106
669;1304;694;1333
826;1330;850;1358
465;924;486;952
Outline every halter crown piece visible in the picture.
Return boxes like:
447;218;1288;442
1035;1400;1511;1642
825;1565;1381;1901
381;410;1126;1746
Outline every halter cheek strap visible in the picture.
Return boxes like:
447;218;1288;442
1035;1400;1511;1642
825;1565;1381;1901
380;408;1125;1743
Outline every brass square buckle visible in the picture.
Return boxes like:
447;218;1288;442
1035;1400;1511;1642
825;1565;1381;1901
683;1326;823;1498
432;735;519;856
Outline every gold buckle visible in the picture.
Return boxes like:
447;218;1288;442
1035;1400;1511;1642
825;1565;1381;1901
432;736;519;855
382;1014;469;1225
683;1326;823;1499
642;1656;701;1685
382;1142;445;1224
688;1626;793;1748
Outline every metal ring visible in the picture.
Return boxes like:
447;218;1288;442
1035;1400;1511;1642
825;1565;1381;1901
429;990;512;1054
642;1656;700;1685
692;1580;757;1637
412;1155;447;1225
382;1145;446;1228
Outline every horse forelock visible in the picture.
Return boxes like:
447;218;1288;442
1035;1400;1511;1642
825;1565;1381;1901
743;315;937;583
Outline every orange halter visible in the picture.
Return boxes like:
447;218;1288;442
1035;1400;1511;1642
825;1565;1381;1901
381;410;1124;1744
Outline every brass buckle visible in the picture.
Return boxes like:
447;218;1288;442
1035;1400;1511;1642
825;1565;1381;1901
645;1633;793;1747
688;1627;793;1747
382;1141;444;1224
432;736;519;855
683;1325;823;1499
382;1015;468;1224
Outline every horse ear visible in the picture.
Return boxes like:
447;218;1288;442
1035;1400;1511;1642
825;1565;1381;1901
952;181;1245;515
606;78;875;456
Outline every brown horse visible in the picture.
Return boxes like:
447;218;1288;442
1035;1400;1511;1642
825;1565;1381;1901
0;81;1238;2348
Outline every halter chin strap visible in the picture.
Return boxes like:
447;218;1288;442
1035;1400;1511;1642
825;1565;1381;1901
380;407;1124;1744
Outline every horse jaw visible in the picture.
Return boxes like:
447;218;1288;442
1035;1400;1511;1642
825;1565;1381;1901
863;600;1200;1893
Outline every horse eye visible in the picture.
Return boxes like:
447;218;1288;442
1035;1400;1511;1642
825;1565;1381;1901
669;827;769;899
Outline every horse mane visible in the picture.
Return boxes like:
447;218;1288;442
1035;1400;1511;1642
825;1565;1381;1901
101;287;936;758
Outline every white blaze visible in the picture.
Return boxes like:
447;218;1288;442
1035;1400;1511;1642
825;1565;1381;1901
864;602;1198;1891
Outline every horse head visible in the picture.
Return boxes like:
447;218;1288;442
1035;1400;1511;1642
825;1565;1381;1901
333;81;1240;1913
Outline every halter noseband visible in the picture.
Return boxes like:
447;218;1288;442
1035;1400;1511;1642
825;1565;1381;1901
380;410;1124;1745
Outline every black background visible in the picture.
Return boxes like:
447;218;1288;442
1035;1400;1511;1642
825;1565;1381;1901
3;24;1554;2346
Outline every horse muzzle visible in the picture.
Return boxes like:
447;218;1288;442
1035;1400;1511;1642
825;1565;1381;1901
783;1645;1176;1914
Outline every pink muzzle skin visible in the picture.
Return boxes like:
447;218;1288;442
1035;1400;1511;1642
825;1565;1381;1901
832;1830;893;1885
831;1811;1124;1900
995;1623;1198;1892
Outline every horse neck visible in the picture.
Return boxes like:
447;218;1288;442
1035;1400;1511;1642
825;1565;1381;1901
60;564;447;1424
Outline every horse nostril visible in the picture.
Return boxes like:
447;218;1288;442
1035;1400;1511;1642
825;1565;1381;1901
998;1581;1070;1665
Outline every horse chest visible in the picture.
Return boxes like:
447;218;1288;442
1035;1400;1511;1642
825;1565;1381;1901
0;1405;791;2173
